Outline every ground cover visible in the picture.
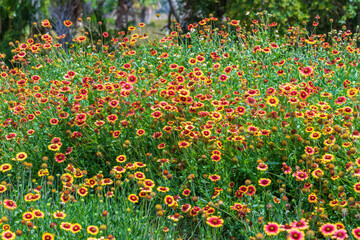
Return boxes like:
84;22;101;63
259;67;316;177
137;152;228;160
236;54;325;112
0;12;360;239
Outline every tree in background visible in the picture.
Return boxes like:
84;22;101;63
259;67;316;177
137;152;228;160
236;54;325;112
1;0;359;66
226;0;360;33
166;0;359;34
49;0;83;50
168;0;227;31
0;0;39;64
115;0;134;29
138;0;159;25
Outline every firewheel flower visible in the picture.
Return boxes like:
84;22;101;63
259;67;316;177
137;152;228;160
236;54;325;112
164;195;175;207
42;232;55;240
206;216;224;228
352;227;360;239
3;199;17;210
299;66;314;76
209;174;221;182
63;20;73;27
287;229;305;240
333;229;348;240
15;152;27;161
87;225;99;235
266;96;279;107
293;170;309;181
128;194;139;203
1;231;16;240
258;178;271;187
41;19;51;28
178;141;190;148
264;222;281;236
319;223;336;237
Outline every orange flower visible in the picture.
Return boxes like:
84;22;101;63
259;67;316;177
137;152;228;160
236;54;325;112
41;19;51;28
206;216;224;227
128;194;139;203
77;36;87;42
63;20;73;27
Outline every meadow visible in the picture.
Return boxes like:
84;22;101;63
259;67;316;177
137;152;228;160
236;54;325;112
0;12;360;239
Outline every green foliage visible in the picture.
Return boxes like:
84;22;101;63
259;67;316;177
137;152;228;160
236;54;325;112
226;0;360;32
0;0;38;65
1;13;360;239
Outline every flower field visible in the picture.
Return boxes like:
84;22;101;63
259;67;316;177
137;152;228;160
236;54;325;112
1;12;360;239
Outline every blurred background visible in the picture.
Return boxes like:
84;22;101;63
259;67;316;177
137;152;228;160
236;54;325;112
0;0;359;60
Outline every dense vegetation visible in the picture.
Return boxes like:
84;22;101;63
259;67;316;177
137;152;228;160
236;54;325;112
0;12;360;239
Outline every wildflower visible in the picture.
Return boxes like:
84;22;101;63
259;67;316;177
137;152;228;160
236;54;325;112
128;194;139;203
151;111;162;119
304;146;314;155
206;216;224;228
87;225;99;235
33;209;45;218
143;179;154;188
42;232;55;240
308;193;317;203
287;229;305;240
209;174;221;182
245;185;256;196
282;163;292;174
63;20;72;27
219;74;228;82
333;229;348;240
211;154;221;162
60;193;70;203
178;141;191;148
77;36;87;42
48;144;60;151
182;189;191;196
158;143;166;149
299;66;314;76
181;204;191;213
352;227;360;239
77;187;88;197
164;195;175;206
0;163;12;172
354;182;360;193
15;152;27;161
107;114;118;123
264;222;281;236
266;96;279;107
41;19;51;28
134;172;145;180
0;185;7;193
50;118;59;125
137;129;145;136
230;203;244;211
1;231;16;240
258;178;271;187
59;222;72;231
70;223;82;233
293;170;308;181
3;199;16;210
157;186;170;193
54;153;66;163
116;155;127;163
22;212;34;221
257;163;268;171
309;131;321;140
319;223;336;237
